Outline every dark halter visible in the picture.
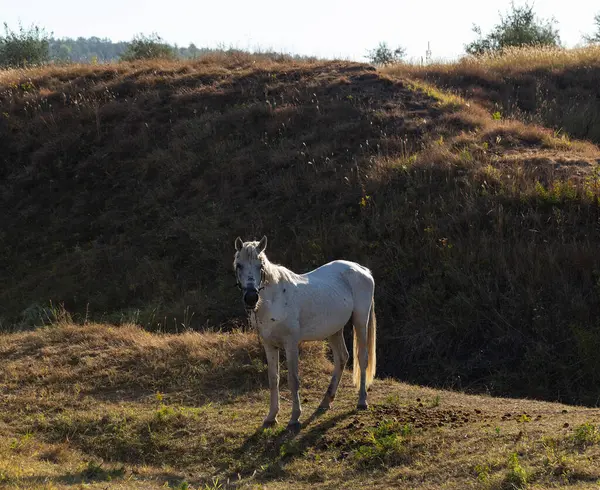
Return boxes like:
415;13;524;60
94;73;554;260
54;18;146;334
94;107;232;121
235;266;266;292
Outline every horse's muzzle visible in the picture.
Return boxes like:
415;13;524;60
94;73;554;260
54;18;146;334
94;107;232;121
243;288;259;309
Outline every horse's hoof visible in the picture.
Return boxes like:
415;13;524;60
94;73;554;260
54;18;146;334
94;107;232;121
286;421;301;433
317;404;331;413
356;403;369;411
262;419;278;429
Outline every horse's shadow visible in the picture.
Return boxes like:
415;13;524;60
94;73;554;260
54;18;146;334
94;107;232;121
232;406;355;482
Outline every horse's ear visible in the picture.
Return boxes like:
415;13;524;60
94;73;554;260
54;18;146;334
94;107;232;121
257;235;267;254
235;237;243;252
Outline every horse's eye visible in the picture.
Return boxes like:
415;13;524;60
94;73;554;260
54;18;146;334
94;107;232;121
236;263;243;270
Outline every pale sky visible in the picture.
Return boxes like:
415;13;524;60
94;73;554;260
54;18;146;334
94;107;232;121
2;0;598;61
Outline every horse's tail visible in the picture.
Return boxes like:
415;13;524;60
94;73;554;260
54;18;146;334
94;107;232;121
353;298;377;388
366;299;377;387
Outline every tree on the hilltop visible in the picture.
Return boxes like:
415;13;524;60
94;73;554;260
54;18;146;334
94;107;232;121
120;33;176;61
366;42;406;66
0;22;51;67
583;12;600;44
187;43;200;58
465;2;560;55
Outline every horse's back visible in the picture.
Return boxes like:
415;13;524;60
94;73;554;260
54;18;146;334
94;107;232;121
304;260;374;303
304;260;373;282
298;260;374;340
295;260;372;340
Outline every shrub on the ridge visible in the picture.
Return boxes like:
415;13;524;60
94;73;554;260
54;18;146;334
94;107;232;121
0;22;51;67
120;33;176;62
466;2;561;55
584;12;600;44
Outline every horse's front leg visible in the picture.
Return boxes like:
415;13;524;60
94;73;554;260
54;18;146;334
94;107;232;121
262;343;280;428
284;339;301;431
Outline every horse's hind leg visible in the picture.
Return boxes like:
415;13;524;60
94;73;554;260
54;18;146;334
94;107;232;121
318;329;349;411
353;307;371;410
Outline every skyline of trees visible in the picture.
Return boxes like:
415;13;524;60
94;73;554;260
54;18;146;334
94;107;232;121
2;4;600;67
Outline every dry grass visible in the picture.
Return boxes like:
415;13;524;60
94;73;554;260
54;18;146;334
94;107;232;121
1;323;600;489
3;57;600;408
385;45;600;144
0;321;331;406
0;52;323;84
390;45;600;79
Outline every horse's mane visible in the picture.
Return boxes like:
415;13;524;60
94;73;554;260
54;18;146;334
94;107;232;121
262;255;307;286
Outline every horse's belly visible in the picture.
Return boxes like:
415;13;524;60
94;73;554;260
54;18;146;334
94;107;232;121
299;295;353;341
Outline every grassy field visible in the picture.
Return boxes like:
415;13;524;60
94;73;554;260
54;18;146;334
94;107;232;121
2;48;600;408
387;45;600;144
0;322;599;489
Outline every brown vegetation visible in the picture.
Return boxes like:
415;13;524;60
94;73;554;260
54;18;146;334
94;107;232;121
0;323;599;488
2;53;600;406
387;45;600;143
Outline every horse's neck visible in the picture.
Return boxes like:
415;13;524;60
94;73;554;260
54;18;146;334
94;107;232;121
264;260;291;286
256;260;301;317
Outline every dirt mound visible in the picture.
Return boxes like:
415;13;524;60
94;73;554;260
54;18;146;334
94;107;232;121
0;322;331;407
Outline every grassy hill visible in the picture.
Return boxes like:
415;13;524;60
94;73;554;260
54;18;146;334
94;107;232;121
2;51;600;406
0;322;599;489
388;46;600;144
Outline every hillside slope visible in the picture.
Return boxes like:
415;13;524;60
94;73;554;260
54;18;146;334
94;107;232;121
2;57;600;405
0;58;436;326
388;46;600;144
0;324;599;489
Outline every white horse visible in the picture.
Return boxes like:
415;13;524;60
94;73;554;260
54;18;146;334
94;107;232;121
233;236;376;431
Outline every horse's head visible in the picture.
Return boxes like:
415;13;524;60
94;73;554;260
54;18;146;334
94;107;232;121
233;235;268;310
